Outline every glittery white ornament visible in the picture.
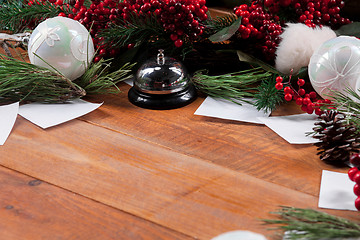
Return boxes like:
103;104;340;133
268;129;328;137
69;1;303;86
28;16;95;81
308;36;360;100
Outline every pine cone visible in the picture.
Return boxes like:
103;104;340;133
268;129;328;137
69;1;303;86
313;111;360;165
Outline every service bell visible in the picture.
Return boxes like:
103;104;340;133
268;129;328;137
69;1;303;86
128;49;197;109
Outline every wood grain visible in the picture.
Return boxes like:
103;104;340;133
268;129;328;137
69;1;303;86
1;114;359;239
0;165;192;240
80;84;349;198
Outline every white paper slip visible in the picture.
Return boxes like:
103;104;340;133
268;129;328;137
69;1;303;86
257;113;319;144
18;99;103;129
124;79;133;86
194;96;270;125
318;170;357;211
0;102;19;145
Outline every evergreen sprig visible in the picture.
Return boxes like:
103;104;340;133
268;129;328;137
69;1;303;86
328;88;360;132
264;206;360;239
0;55;85;104
0;0;64;32
253;75;284;113
191;67;272;104
0;55;134;104
99;13;164;49
75;59;134;95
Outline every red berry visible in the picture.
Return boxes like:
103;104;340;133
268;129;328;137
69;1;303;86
356;197;360;211
309;91;317;99
298;88;305;96
354;172;360;184
354;184;360;196
284;93;292;101
275;82;283;90
350;153;360;167
303;97;311;105
174;39;183;48
284;86;292;94
296;97;303;105
297;78;305;86
315;108;323;116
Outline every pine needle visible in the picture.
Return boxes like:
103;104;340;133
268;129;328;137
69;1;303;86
0;0;65;32
264;206;360;240
191;67;272;104
99;13;164;49
328;88;360;132
253;75;284;113
75;58;134;95
0;55;85;104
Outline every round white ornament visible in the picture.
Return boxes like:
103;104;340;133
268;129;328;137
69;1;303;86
308;36;360;100
28;16;95;81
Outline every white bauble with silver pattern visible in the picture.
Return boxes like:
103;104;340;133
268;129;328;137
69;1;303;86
308;36;360;101
28;16;95;81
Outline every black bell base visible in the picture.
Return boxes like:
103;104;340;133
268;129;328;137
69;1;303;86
128;85;197;110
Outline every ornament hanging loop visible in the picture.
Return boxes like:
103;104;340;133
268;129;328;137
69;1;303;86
157;49;165;65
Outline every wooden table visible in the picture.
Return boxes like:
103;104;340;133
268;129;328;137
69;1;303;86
0;82;359;240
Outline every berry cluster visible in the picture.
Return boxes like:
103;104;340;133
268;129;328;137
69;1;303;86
234;2;282;61
37;0;207;60
117;0;207;48
259;0;351;29
275;75;332;115
348;153;360;211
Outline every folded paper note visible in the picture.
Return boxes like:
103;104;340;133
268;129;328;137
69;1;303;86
18;99;103;129
0;102;19;145
257;114;320;144
318;170;357;211
194;97;270;124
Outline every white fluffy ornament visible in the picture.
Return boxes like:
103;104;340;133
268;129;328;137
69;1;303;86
275;23;336;74
28;16;95;81
308;36;360;100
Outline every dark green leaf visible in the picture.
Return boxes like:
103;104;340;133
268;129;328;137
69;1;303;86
237;50;282;74
208;16;241;42
335;22;360;38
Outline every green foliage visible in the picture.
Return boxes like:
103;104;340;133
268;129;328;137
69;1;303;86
99;13;164;49
191;67;272;104
264;206;360;239
335;22;360;38
0;55;85;103
0;1;65;32
253;75;284;113
0;55;134;104
205;14;240;41
328;88;360;132
75;59;134;95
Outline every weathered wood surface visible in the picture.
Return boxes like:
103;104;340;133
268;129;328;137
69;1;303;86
0;82;359;239
0;165;191;240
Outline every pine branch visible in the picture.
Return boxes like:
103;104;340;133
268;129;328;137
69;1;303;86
0;1;66;32
191;67;272;104
0;55;85;104
326;88;360;132
99;13;165;49
75;59;134;95
264;206;360;239
253;75;284;113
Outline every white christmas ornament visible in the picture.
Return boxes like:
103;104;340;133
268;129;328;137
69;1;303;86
28;16;95;81
308;36;360;100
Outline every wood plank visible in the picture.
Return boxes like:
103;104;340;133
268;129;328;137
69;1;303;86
1;116;358;239
0;165;192;240
80;85;349;197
